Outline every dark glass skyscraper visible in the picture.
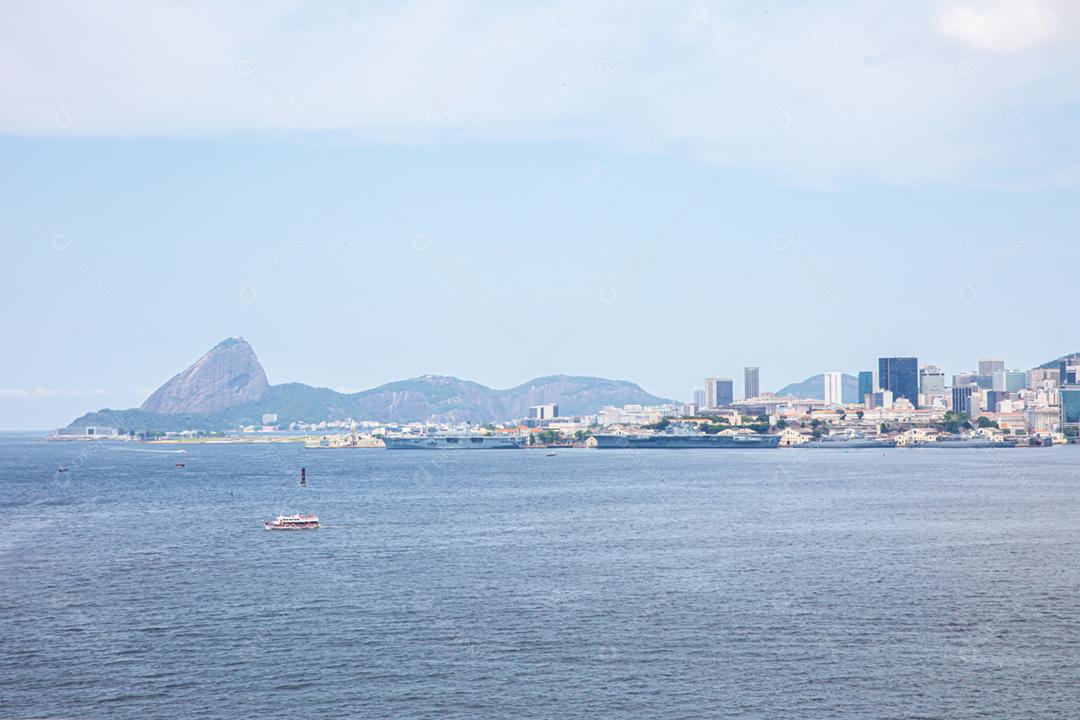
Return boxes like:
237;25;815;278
952;385;973;416
716;378;734;407
1062;387;1080;431
744;367;760;400
879;357;919;408
857;371;874;404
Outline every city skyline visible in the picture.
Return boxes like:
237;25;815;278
3;331;1078;430
56;336;1080;437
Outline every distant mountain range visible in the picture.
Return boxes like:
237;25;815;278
776;373;861;403
69;338;673;431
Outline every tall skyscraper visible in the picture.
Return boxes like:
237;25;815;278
920;365;946;400
953;371;977;388
705;378;734;408
692;388;706;407
952;385;974;416
992;370;1027;393
699;379;734;408
979;359;1005;377
857;371;875;404
744;367;760;400
823;372;843;405
717;378;734;407
704;379;718;409
879;357;919;408
1061;386;1080;433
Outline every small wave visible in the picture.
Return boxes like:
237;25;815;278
97;691;171;704
271;681;317;691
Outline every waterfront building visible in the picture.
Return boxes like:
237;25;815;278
879;357;919;408
705;377;734;408
1027;407;1061;433
823;372;843;405
744;367;760;400
857;371;875;405
952;385;974;416
51;426;121;439
777;427;811;446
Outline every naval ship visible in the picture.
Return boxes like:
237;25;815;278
383;434;525;450
795;432;897;449
590;433;781;449
909;435;1018;449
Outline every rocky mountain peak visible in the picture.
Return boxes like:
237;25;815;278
139;337;269;414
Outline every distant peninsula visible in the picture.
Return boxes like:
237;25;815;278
69;337;674;431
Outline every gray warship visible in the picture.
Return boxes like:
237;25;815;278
590;433;781;449
383;434;524;450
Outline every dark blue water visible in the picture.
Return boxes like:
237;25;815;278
3;435;1080;719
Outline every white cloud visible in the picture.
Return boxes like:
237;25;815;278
1;0;1079;185
0;389;30;399
937;0;1064;53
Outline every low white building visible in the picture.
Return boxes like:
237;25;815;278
777;427;810;446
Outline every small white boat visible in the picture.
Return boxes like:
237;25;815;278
546;452;557;457
263;513;320;530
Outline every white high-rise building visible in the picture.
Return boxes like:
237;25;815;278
705;377;733;408
823;372;843;405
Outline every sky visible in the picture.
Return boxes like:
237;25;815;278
2;0;1080;430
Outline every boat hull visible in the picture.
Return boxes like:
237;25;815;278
263;513;320;530
794;439;898;449
909;440;1017;449
591;434;781;449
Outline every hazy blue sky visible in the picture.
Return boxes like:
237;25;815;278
2;1;1079;429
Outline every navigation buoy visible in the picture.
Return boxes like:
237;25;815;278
300;467;307;486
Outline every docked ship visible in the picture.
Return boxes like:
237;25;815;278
795;433;897;449
590;433;781;449
264;513;320;530
383;434;525;450
910;435;1018;449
